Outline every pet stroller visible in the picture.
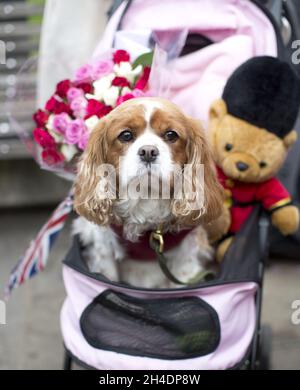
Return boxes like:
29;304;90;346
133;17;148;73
61;0;297;370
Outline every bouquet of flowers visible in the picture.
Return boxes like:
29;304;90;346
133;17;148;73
32;49;152;174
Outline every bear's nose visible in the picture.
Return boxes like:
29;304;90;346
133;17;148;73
236;161;249;172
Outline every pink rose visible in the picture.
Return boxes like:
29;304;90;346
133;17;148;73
56;79;73;98
70;96;88;118
116;93;135;106
52;113;71;134
85;99;112;119
65;119;87;145
113;50;130;64
42;148;64;166
33;109;49;127
132;88;152;98
67;87;84;103
33;128;55;149
77;131;89;150
74;64;93;83
91;59;114;80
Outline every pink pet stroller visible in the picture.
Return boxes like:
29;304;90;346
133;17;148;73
62;207;270;370
61;0;298;370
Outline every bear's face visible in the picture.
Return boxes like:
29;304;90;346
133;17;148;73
212;115;286;182
209;99;297;183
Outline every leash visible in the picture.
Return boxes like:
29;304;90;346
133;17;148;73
149;225;215;286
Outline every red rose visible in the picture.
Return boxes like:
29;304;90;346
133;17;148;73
45;96;72;115
85;99;112;119
76;82;93;94
33;109;49;127
116;93;135;106
42;148;64;166
56;79;73;98
54;101;72;115
101;105;113;117
113;50;130;64
45;96;57;112
112;76;130;88
33;128;55;149
135;66;151;90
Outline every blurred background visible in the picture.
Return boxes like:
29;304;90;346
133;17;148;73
0;0;300;369
0;0;69;206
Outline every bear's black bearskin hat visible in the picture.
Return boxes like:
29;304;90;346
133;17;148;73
222;56;300;138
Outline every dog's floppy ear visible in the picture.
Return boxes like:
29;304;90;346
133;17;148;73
172;117;224;226
74;118;115;225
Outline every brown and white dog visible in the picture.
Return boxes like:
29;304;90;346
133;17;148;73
73;97;225;288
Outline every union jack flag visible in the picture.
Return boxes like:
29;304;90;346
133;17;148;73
5;193;74;299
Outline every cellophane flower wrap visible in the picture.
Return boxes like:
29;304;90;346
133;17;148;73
31;49;152;177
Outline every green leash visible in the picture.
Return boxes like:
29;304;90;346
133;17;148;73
149;226;215;286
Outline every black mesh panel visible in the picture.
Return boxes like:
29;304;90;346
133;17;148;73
80;290;220;359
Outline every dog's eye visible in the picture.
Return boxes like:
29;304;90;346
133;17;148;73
164;130;179;143
259;161;267;168
225;143;233;151
118;130;134;142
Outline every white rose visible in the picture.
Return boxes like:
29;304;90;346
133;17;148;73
121;86;132;96
114;62;143;83
85;93;97;100
48;129;63;142
114;61;131;75
61;144;78;162
93;74;114;100
45;114;54;131
103;86;120;107
85;115;99;132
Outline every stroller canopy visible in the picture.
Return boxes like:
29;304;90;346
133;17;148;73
93;0;278;122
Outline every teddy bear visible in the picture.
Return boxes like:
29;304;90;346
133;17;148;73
208;56;300;260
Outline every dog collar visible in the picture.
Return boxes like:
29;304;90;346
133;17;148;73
111;224;193;261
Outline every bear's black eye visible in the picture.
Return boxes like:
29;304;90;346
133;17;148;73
225;143;233;151
118;130;134;143
260;161;267;168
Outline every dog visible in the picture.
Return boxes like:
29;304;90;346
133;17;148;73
73;97;225;288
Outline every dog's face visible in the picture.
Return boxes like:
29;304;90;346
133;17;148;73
96;100;188;189
74;97;223;228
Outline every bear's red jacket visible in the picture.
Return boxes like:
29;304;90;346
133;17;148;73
217;167;291;233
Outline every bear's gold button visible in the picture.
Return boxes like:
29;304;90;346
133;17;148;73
225;179;234;188
224;188;232;197
224;197;233;209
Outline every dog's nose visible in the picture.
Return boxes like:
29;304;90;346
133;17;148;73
138;145;159;163
236;161;249;172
